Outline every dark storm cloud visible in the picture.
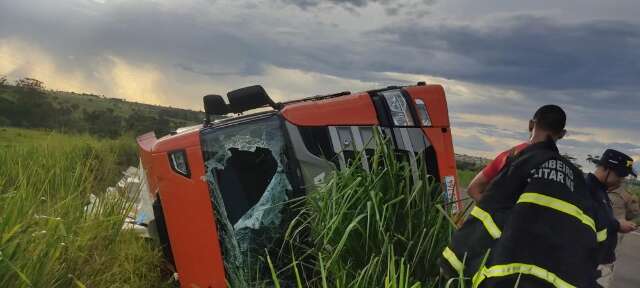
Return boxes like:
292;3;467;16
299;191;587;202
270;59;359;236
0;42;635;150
0;0;270;77
280;0;435;11
1;0;639;138
4;2;638;95
0;0;379;81
376;15;640;91
281;0;375;8
448;86;640;135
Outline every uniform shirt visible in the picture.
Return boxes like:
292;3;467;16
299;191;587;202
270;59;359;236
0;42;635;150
482;142;530;181
608;186;640;221
587;173;619;265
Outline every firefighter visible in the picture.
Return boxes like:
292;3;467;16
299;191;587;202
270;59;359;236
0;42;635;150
586;149;637;288
476;152;596;288
466;106;566;202
440;105;599;287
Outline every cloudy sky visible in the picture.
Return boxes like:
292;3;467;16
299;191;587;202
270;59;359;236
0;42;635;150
1;0;639;169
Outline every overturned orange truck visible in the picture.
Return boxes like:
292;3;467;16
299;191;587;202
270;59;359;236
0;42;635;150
136;83;461;287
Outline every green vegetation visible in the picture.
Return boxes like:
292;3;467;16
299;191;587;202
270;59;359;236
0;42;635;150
457;170;477;189
0;82;204;138
0;128;168;287
265;138;454;288
628;181;640;199
455;154;485;189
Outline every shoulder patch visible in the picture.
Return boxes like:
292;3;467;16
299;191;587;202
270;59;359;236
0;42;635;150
529;159;575;192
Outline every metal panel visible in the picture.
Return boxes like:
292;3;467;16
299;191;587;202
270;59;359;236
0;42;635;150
398;128;420;183
328;126;347;169
285;122;335;188
351;126;370;171
359;126;377;150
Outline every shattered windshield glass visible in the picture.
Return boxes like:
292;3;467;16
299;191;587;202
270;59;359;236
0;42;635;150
201;114;293;287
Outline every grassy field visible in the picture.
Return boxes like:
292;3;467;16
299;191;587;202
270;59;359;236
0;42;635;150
0;127;168;287
456;169;477;189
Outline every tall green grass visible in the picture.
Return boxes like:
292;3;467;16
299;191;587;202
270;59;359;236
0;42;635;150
265;136;455;288
0;130;167;287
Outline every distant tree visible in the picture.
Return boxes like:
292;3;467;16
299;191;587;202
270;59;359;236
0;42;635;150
50;105;76;132
586;154;600;166
3;87;56;128
124;113;174;136
0;116;9;126
0;76;7;86
83;109;123;138
155;115;171;136
561;153;582;169
15;77;44;90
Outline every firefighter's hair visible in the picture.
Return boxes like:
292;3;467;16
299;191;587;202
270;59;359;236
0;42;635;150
533;104;566;134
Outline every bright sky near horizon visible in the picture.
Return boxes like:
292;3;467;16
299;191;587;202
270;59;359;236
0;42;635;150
1;0;639;169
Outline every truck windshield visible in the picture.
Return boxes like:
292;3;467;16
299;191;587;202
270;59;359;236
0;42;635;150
201;114;293;286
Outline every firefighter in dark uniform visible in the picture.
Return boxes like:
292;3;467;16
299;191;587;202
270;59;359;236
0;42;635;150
586;149;637;288
440;105;600;287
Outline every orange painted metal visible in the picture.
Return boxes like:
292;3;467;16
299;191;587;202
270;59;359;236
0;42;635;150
403;84;460;211
404;85;450;127
281;92;379;126
137;131;227;288
407;85;461;211
137;132;160;196
153;127;202;153
423;127;461;212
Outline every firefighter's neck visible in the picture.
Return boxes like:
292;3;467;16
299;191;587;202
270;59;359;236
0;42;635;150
594;167;614;189
529;128;556;144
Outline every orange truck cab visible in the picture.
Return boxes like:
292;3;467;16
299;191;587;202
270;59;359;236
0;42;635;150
136;83;460;288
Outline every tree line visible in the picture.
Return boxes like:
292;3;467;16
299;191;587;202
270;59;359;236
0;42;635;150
0;77;204;138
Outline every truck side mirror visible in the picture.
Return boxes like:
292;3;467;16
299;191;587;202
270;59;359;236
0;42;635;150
227;85;277;113
203;94;229;124
204;94;229;115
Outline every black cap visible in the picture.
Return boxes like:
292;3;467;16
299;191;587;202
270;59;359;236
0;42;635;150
596;149;636;178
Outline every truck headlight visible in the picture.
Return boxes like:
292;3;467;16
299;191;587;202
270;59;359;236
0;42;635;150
414;99;432;126
169;150;190;178
381;90;414;126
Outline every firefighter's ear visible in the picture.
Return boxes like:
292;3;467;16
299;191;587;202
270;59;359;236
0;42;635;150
558;129;567;140
528;120;535;132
